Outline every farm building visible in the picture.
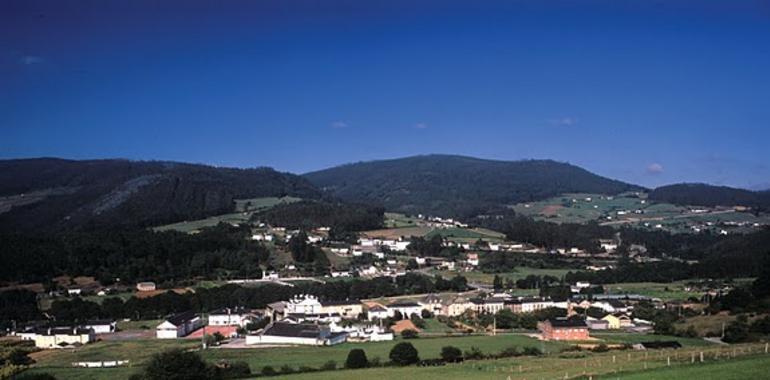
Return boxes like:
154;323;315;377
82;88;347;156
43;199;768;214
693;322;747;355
136;282;156;292
538;318;589;341
208;307;257;327
83;320;117;334
386;301;423;318
34;327;95;349
245;322;347;346
156;311;202;339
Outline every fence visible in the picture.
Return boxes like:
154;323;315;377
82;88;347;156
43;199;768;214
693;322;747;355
458;342;769;380
71;360;130;368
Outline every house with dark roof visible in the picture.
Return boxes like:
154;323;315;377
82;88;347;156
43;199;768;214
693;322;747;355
367;305;388;321
245;322;347;346
84;319;117;334
156;311;202;339
538;318;589;341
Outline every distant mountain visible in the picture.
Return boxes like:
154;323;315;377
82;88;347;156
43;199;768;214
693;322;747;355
649;183;770;209
303;154;644;217
0;158;322;232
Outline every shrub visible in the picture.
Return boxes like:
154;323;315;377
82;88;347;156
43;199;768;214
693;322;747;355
219;360;251;379
320;360;337;370
401;329;419;339
497;346;520;358
463;346;485;360
440;346;463;363
421;309;434;319
261;366;277;376
279;365;294;374
592;343;610;353
142;349;213;380
389;342;420;366
522;346;543;356
345;349;369;369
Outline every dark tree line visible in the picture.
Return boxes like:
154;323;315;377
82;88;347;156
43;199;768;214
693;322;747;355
254;200;384;234
0;224;269;285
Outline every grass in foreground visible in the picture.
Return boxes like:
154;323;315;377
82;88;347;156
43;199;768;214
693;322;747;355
267;344;770;380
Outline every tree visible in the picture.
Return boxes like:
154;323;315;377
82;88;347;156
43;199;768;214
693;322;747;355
440;346;463;363
493;275;503;291
723;315;751;343
389;342;420;366
345;348;369;369
142;350;213;380
406;259;419;270
751;252;770;298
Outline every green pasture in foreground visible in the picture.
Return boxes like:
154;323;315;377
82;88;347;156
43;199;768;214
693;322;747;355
267;344;769;380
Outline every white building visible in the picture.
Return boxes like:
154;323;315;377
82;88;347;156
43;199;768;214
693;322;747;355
386;301;423;319
367;305;389;320
83;320;116;334
156;311;202;339
246;322;347;346
208;307;255;327
34;327;95;349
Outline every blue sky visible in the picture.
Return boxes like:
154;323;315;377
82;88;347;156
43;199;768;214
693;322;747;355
2;0;769;189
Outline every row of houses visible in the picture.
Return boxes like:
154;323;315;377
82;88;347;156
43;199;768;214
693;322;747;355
15;319;117;349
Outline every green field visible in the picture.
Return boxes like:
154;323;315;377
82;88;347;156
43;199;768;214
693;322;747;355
264;343;769;380
201;334;565;371
27;335;562;379
153;196;301;233
509;192;770;234
384;212;422;228
27;339;198;380
590;332;713;347
603;281;700;301
596;355;770;379
426;227;506;243
26;334;764;380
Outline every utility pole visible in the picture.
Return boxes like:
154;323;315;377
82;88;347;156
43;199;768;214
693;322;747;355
201;312;207;350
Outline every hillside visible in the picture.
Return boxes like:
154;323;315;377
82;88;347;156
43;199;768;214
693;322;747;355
649;183;770;210
303;155;644;217
0;158;322;232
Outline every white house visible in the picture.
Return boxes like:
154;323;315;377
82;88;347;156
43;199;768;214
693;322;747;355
367;305;389;320
386;301;423;319
34;327;95;349
208;307;255;327
251;233;274;242
156;311;202;339
84;320;117;334
245;322;347;346
329;321;393;342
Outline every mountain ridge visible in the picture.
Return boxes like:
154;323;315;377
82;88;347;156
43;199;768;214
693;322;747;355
303;154;645;217
0;158;322;232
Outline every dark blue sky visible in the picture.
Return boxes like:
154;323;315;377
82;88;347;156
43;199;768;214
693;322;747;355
2;0;769;189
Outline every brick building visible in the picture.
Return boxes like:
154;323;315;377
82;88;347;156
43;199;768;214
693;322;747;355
538;318;589;341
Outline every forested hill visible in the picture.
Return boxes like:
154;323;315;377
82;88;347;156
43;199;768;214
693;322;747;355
0;158;322;232
303;154;644;217
649;183;770;210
